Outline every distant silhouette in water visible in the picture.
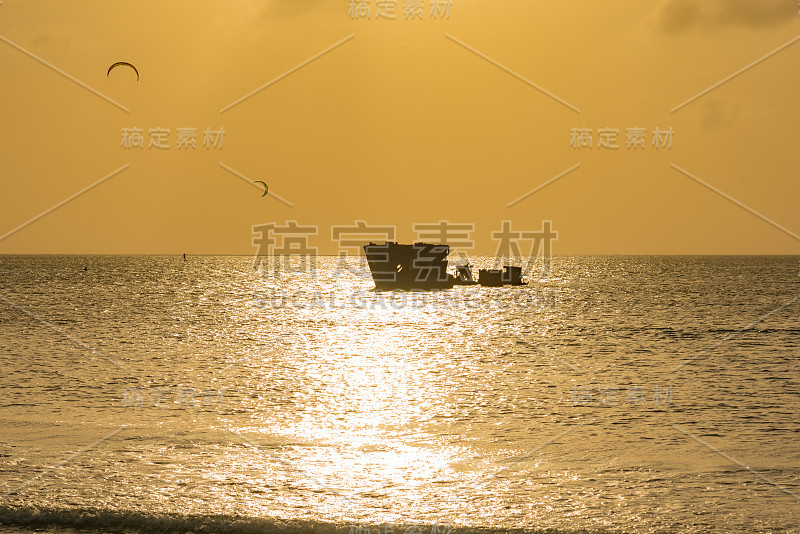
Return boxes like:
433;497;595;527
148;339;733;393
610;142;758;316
183;253;187;262
82;266;88;271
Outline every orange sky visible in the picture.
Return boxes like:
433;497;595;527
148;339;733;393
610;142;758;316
1;0;799;254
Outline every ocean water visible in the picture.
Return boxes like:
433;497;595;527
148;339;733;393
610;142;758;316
0;255;798;533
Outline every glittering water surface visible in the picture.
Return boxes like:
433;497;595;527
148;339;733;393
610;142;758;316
1;255;799;533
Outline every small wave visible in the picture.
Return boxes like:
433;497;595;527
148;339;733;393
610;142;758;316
0;507;330;534
0;506;612;534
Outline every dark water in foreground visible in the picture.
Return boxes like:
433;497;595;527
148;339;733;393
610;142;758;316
0;255;798;533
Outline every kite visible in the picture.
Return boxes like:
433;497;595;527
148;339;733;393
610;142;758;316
107;62;139;81
254;181;268;197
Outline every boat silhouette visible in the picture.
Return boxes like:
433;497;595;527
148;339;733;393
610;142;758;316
363;242;526;289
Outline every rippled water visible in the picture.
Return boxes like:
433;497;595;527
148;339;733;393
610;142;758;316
1;255;798;533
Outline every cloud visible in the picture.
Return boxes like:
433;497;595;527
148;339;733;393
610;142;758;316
653;0;796;33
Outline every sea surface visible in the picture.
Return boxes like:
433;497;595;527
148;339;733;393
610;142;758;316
0;255;799;533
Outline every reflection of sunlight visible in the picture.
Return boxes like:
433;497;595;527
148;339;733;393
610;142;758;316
248;306;460;496
216;263;570;520
298;443;451;495
296;326;420;437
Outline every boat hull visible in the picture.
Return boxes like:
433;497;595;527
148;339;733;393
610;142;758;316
363;242;455;289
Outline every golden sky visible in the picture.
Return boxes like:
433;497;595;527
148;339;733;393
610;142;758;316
1;0;799;254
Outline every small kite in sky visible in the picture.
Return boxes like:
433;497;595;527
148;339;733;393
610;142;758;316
254;181;269;197
107;62;139;81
